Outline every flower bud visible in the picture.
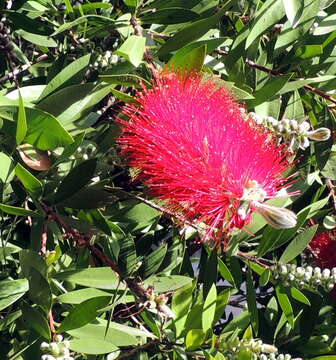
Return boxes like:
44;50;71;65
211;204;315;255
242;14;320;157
54;335;63;343
307;128;331;141
284;355;291;360
253;202;297;229
40;342;50;352
261;344;278;353
322;268;331;279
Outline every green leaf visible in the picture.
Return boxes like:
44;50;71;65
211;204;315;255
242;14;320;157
279;225;318;264
58;296;111;332
0;279;28;311
141;244;167;278
15;163;43;198
57;288;113;304
218;257;236;287
16;91;27;145
246;268;258;335
110;88;139;104
52;15;115;35
38;54;91;100
0;152;14;183
172;281;194;338
311;357;336;360
202;283;217;332
67;322;139;346
185;329;205;350
157;5;227;56
321;151;336;180
167;44;206;73
118;236;137;277
144;275;193;293
295;45;323;59
21;303;51;340
99;74;151;88
115;35;146;67
278;75;335;95
69;339;119;355
0;106;74;150
15;29;57;47
0;204;42;217
140;8;199;24
245;0;285;49
259;269;271;287
275;0;322;53
249;73;293;107
290;288;310;306
53;267;121;290
314;14;336;35
38;83;112;127
27;267;52;313
53;158;97;203
276;286;294;328
282;0;303;27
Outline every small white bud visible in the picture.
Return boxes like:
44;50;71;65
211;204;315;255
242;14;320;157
284;355;292;360
307;127;331;141
261;344;278;353
49;343;60;356
278;355;285;360
40;342;50;352
306;266;313;274
280;265;288;275
322;269;331;279
288;274;295;281
54;335;63;343
328;283;335;291
253;202;297;229
299;121;310;133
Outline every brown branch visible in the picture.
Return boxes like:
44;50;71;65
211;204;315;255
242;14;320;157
326;179;336;211
115;339;159;360
214;50;336;105
0;54;48;85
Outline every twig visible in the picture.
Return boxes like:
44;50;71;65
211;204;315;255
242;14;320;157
214;50;336;105
115;339;159;360
0;54;48;85
326;179;336;211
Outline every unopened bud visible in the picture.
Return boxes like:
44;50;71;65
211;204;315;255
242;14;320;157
307;128;331;141
261;344;278;353
253;202;297;229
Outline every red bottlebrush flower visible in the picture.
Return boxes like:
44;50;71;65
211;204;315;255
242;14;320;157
309;230;336;269
117;72;296;245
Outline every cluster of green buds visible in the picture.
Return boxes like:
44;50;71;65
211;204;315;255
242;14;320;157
248;113;331;152
273;263;336;292
217;336;292;360
93;50;119;70
40;335;73;360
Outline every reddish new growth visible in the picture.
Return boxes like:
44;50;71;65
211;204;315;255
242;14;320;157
118;72;293;245
309;230;336;269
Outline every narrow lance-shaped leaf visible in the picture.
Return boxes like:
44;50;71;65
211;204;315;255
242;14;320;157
16;90;27;145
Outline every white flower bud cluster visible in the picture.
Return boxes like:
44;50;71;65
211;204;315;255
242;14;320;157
76;143;97;161
40;335;73;360
273;263;336;292
93;50;119;69
249;113;331;151
218;337;292;359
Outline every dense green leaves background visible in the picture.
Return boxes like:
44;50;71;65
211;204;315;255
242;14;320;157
0;0;336;359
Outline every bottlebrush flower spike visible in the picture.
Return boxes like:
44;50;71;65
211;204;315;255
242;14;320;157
309;230;336;269
117;71;296;246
